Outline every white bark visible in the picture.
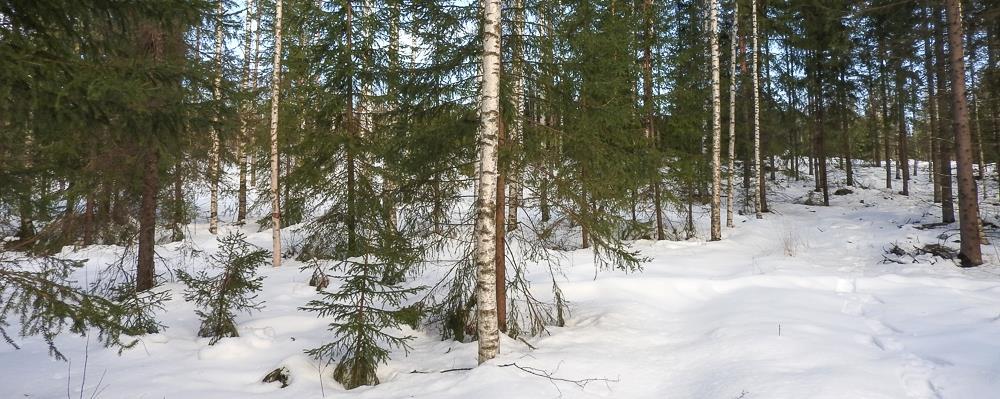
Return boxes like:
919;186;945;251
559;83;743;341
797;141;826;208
475;0;502;365
210;0;223;234
726;2;738;228
269;0;284;267
709;0;722;241
752;0;762;219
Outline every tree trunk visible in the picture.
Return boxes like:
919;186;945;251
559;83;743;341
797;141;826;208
506;0;525;232
209;0;223;235
751;0;761;219
943;0;982;266
727;2;738;228
475;0;502;364
709;0;722;240
269;0;284;267
137;147;159;292
924;5;941;203
936;5;955;223
897;69;910;196
495;123;507;333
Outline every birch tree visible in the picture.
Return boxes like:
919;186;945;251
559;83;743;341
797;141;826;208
236;0;258;225
709;0;722;240
209;0;223;235
475;0;502;364
751;0;762;219
269;0;284;267
727;1;738;228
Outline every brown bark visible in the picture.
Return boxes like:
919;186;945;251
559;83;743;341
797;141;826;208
935;5;955;223
137;147;159;292
944;0;983;266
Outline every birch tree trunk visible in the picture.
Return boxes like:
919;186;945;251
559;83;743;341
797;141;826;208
727;1;738;228
269;0;284;267
751;0;761;219
209;0;223;235
944;0;983;266
709;0;722;240
475;0;501;364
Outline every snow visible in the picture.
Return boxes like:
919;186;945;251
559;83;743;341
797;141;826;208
4;163;1000;399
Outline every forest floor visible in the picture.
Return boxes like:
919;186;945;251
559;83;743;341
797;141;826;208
4;163;1000;399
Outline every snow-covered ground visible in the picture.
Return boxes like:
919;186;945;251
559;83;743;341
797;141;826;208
4;163;1000;399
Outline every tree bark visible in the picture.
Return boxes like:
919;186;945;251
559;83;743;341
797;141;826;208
137;147;159;292
727;2;738;228
944;0;982;266
709;0;722;240
751;0;762;219
935;5;955;223
209;0;223;235
475;0;502;364
269;0;284;267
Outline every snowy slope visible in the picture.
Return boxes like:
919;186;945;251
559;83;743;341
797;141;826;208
3;163;1000;399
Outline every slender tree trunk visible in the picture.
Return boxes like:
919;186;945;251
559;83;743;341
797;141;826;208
709;0;722;240
643;0;664;239
236;0;257;225
269;0;284;267
137;147;159;292
475;0;502;364
172;164;185;241
506;0;525;231
924;5;942;203
495;120;507;333
936;5;956;223
897;70;910;196
751;0;761;219
726;2;738;228
944;0;983;266
209;0;223;235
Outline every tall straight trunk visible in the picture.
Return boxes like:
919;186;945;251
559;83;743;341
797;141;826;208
936;5;956;223
475;0;502;365
709;0;721;241
643;0;664;239
269;0;284;267
924;5;942;203
172;164;185;241
236;0;257;225
83;194;95;246
495;120;507;333
506;0;525;231
137;147;159;292
842;72;854;186
897;70;910;195
726;2;738;228
209;0;223;235
965;17;985;181
816;59;829;206
944;0;983;266
880;55;892;189
751;0;761;219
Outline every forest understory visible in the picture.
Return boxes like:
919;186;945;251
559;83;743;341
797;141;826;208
3;163;1000;399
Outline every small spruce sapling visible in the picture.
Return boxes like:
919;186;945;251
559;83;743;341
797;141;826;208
301;255;422;389
178;232;267;344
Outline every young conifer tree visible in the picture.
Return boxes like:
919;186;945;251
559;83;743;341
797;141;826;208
178;232;267;344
